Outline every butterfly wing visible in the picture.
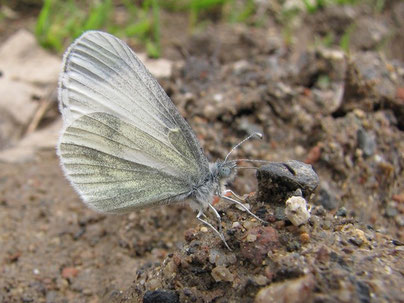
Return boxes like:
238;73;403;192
57;31;209;213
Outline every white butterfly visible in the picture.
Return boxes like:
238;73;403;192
57;31;264;249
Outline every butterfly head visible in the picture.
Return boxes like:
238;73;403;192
216;160;237;180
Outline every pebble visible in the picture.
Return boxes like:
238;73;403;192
348;229;368;247
317;182;339;210
392;192;404;204
232;222;241;228
257;160;320;203
305;144;322;165
286;241;301;252
148;278;162;290
322;220;332;230
284;196;311;226
236;202;251;211
395;215;404;227
336;207;347;217
385;202;398;217
300;232;310;244
255;274;315;303
209;249;237;266
240;226;279;265
211;266;234;282
143;290;179;303
246;234;257;242
357;128;376;157
61;267;79;279
254;275;269;286
184;228;197;242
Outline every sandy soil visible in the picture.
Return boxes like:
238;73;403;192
0;1;403;302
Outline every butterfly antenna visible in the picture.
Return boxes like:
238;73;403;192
224;132;263;163
232;159;274;168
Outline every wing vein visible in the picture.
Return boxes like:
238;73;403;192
70;51;172;135
85;34;176;126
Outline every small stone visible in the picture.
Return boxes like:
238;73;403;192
254;275;269;286
395;215;404;227
148;278;162;290
209;249;221;265
211;266;234;282
257;160;319;203
312;205;326;216
184;228;197;242
322;220;332;230
264;266;274;281
336;207;347;217
300;232;310;244
240;227;279;265
163;260;177;276
21;296;33;303
305;144;322;165
143;290;179;303
286;241;301;252
294;145;305;157
274;221;285;229
317;182;339;210
385;204;398;218
232;222;241;228
316;246;330;263
246;234;257;242
275;207;286;221
61;267;79;279
82;289;93;296
200;226;208;233
236;202;251;211
285;196;311;226
255;274;315;303
349;229;368;247
357;128;376;157
392;192;404;204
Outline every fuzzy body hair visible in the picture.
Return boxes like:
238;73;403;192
188;161;237;211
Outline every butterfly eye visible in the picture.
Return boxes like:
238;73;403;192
219;167;231;178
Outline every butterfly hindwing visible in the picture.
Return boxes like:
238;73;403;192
59;112;196;212
57;31;210;212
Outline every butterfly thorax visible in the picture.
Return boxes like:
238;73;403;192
189;161;237;211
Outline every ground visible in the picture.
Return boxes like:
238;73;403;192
0;1;403;303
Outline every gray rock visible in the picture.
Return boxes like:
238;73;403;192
357;128;376;157
257;160;319;204
143;290;179;303
316;181;339;211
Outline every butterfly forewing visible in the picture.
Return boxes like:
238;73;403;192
58;31;209;212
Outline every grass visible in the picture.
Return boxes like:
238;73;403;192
340;23;355;54
34;0;260;56
35;0;161;57
35;0;386;57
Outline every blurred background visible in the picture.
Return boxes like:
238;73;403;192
1;0;400;58
0;1;403;302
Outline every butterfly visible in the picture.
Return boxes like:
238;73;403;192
57;31;265;250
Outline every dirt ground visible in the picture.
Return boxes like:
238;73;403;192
0;1;403;303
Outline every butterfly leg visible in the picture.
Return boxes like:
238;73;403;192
196;210;232;251
220;194;267;223
223;189;245;200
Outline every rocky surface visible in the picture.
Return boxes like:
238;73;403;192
0;1;403;302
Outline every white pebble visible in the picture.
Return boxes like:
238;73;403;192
285;196;310;226
232;222;241;228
